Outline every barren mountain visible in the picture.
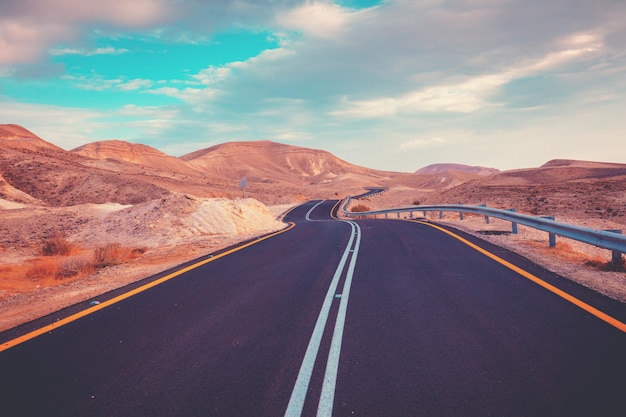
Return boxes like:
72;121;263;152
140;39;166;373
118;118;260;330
0;136;170;207
0;124;64;152
181;140;392;184
415;163;500;176
72;140;204;177
412;159;626;225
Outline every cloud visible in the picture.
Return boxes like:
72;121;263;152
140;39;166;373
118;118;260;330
49;46;130;56
330;33;605;118
0;96;103;149
400;137;446;150
0;0;173;67
65;74;154;92
276;1;353;38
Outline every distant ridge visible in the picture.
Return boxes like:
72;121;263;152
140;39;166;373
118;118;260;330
72;140;203;176
181;140;390;181
0;124;64;152
415;163;499;176
541;159;626;169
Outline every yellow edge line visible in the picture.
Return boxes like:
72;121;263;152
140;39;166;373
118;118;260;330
0;222;297;353
277;204;300;222
330;199;342;220
413;220;626;333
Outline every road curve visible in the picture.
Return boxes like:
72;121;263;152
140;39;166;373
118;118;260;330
1;200;625;416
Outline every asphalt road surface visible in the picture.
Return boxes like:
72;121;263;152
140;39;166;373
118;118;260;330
1;200;625;416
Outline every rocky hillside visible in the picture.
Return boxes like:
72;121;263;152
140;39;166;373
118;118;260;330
415;163;499;176
181;140;393;184
72;140;204;177
417;159;626;224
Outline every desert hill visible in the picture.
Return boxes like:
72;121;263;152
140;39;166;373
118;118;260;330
412;159;626;222
0;124;63;152
72;140;204;177
415;163;499;176
181;140;393;184
3;125;625;217
0;130;171;207
541;159;626;169
0;125;401;207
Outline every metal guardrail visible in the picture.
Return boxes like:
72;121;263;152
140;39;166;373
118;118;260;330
342;196;626;262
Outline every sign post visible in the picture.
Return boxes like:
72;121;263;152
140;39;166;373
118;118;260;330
239;177;249;199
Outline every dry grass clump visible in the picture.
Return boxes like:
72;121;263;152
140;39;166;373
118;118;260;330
41;233;79;256
525;240;624;271
58;255;95;278
26;258;60;280
585;255;626;272
350;204;371;212
23;237;146;281
94;244;144;268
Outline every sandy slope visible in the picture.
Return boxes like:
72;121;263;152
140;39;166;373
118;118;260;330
0;196;288;332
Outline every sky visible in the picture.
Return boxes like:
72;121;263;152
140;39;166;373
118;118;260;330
1;0;625;172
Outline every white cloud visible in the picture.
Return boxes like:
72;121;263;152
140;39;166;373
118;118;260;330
0;97;102;149
148;86;221;107
276;1;353;38
65;74;154;92
0;0;172;66
331;34;606;118
0;19;73;65
49;46;130;56
400;137;446;149
118;78;154;91
192;66;233;85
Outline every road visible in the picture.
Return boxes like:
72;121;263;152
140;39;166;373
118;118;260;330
1;199;625;416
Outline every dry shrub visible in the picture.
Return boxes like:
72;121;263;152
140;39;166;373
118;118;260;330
57;255;95;279
94;244;143;268
528;240;625;272
27;258;60;280
23;242;145;282
350;204;371;213
42;233;77;256
585;256;626;272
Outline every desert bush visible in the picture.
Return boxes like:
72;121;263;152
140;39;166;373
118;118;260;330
57;255;94;279
585;256;626;272
42;234;76;256
413;200;421;206
94;244;143;268
94;244;125;268
27;258;60;279
350;204;371;213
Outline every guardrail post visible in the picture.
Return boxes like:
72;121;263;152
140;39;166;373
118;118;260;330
397;212;400;219
385;213;388;219
506;208;518;234
541;216;556;247
604;230;623;267
478;205;489;224
439;211;443;219
460;212;464;220
423;210;427;217
410;212;414;219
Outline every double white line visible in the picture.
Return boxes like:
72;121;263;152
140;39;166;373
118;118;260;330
285;201;362;417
